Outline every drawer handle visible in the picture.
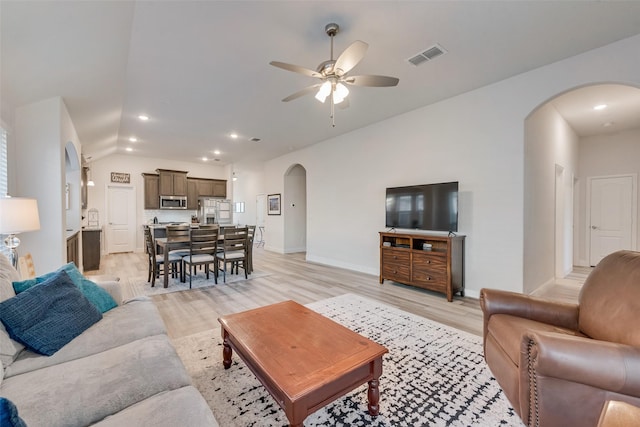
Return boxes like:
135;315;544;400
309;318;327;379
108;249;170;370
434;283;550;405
426;276;432;280
393;255;397;259
426;260;431;264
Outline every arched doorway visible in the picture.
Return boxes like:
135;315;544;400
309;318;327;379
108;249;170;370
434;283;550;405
524;83;640;293
283;164;307;253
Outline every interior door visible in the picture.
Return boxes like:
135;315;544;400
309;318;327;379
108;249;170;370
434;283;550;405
589;175;635;266
106;185;136;253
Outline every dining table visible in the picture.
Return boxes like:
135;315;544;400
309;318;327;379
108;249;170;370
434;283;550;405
155;227;250;288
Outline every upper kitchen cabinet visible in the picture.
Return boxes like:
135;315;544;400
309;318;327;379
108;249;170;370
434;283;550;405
212;180;226;198
187;177;227;199
157;169;188;196
142;173;160;209
187;179;198;210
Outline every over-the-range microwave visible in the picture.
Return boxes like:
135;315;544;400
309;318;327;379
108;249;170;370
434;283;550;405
160;195;187;209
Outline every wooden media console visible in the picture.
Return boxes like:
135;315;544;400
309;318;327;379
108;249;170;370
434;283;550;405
379;231;465;302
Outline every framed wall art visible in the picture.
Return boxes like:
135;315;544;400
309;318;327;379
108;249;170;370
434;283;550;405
267;193;281;215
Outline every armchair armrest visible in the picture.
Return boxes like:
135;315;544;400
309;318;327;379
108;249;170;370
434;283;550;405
480;288;579;338
523;331;640;396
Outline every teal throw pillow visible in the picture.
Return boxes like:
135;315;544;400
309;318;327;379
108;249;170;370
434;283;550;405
0;270;102;356
0;397;28;427
13;262;117;313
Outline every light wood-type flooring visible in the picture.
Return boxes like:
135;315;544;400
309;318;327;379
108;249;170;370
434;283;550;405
90;246;586;339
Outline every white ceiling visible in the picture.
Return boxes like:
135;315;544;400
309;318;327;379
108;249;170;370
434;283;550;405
2;1;640;165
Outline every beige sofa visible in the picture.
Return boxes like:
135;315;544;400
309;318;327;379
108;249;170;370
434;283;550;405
0;253;218;427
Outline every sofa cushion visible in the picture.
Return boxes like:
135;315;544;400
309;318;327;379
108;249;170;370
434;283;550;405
0;397;28;427
4;297;167;377
0;270;102;356
13;262;117;313
1;334;192;427
90;386;218;427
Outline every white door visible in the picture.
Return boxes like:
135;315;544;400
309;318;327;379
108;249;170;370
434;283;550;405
106;185;136;253
589;175;636;266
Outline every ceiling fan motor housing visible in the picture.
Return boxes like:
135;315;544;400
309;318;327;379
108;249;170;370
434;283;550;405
325;23;339;36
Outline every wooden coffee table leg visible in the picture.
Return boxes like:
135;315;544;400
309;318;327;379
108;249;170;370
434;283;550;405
222;332;233;369
367;378;380;416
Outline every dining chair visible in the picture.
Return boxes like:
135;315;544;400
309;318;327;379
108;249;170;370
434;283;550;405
215;226;248;283
165;224;191;259
182;227;218;288
144;227;181;287
246;225;256;274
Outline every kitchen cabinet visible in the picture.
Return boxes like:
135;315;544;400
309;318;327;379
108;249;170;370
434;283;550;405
82;228;101;271
212;180;226;198
67;232;79;267
187;177;227;200
157;169;188;196
187;179;199;209
142;173;160;209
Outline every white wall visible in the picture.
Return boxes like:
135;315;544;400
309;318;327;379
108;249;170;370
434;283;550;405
524;102;579;293
230;161;265;226
576;127;640;264
264;34;640;297
13;97;80;273
89;154;230;252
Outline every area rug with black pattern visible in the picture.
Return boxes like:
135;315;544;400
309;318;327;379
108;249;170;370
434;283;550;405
171;293;523;426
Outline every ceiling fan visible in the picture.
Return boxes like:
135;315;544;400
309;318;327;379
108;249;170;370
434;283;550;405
270;23;399;127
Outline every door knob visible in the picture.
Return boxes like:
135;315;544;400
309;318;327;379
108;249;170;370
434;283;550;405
591;225;598;230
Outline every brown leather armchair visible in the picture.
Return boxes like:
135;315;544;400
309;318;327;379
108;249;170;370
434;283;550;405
480;250;640;427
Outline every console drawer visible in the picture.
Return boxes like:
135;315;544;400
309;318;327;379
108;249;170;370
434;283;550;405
382;249;411;282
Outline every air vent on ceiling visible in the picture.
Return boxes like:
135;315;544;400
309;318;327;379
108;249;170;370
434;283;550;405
249;137;261;142
408;43;447;66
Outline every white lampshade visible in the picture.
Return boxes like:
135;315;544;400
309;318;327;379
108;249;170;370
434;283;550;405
0;197;41;234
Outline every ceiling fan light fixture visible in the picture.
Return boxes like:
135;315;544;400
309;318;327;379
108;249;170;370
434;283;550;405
315;81;332;103
333;83;349;104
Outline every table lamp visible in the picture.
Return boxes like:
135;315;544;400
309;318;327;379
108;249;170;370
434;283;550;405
0;197;41;268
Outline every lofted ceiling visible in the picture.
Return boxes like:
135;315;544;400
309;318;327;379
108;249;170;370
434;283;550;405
2;1;640;166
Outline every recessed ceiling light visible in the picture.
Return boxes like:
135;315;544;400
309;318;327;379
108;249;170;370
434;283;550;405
213;150;221;155
125;147;133;152
138;115;149;121
230;133;238;139
202;157;208;161
593;104;607;111
129;137;138;142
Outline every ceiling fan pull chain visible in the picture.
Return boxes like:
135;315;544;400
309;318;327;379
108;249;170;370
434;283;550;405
330;92;336;127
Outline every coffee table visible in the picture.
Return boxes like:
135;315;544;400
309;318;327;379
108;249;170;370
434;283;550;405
218;300;388;427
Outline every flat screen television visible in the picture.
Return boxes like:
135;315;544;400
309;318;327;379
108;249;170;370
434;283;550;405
385;181;458;232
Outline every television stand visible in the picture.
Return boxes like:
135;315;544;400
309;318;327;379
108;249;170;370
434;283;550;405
379;231;465;302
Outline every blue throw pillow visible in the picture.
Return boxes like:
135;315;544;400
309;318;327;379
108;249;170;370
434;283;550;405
0;270;102;356
13;262;117;313
0;398;27;427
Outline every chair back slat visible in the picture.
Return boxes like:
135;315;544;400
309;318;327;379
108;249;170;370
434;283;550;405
189;228;218;257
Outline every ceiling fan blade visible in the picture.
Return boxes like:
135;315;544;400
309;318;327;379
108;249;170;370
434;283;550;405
344;75;399;87
281;84;322;102
333;40;368;75
270;61;321;78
